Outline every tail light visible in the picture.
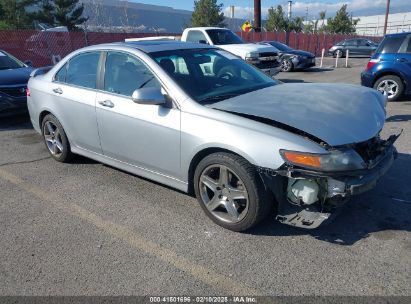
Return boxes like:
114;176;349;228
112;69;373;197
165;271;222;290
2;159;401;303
26;88;30;97
366;59;380;71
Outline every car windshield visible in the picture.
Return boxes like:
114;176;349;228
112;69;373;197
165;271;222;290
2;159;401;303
270;42;292;52
150;48;277;104
205;29;244;45
0;50;25;70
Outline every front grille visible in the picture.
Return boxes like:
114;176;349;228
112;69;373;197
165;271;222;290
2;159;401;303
255;61;280;69
259;52;278;57
0;86;27;97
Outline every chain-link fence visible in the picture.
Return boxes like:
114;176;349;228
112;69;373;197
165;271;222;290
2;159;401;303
0;29;381;67
0;30;180;67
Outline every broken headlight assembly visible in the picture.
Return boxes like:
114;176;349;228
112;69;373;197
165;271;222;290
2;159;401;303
279;149;366;172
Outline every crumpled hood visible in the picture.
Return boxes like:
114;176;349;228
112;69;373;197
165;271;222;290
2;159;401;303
283;49;315;58
218;43;278;58
211;83;386;146
0;67;32;86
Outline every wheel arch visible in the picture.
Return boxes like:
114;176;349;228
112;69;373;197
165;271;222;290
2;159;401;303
39;110;53;131
38;110;72;144
187;147;255;196
373;71;407;90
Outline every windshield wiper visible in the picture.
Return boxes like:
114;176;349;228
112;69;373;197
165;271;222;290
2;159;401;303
199;93;240;104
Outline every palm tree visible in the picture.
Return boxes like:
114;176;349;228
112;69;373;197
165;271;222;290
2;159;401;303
319;10;326;31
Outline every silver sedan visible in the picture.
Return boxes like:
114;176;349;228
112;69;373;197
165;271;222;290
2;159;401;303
27;41;398;231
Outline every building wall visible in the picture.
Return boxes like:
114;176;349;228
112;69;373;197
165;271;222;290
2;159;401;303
355;12;411;36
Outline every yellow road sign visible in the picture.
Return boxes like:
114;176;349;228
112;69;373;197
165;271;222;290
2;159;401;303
242;21;252;33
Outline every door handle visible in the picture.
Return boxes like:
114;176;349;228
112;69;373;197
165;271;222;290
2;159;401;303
98;100;115;108
53;87;63;94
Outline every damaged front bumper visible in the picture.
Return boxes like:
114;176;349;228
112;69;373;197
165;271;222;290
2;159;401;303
258;134;399;229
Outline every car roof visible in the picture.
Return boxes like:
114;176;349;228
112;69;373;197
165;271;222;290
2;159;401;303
87;41;216;53
186;27;229;31
385;32;411;38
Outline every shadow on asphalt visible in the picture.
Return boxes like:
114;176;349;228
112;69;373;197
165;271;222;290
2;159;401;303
300;67;334;72
279;79;308;83
248;152;411;246
386;114;411;122
0;113;32;131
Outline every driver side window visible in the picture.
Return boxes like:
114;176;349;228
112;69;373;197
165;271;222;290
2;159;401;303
103;52;160;97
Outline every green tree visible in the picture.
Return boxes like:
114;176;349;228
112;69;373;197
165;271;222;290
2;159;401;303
289;16;304;32
36;0;55;26
326;5;359;34
53;0;88;31
265;5;287;31
0;0;39;29
266;5;303;32
191;0;225;27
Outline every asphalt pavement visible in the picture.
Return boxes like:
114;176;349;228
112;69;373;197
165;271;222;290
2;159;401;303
0;58;410;296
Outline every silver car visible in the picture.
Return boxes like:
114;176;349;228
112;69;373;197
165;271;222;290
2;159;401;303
27;41;399;231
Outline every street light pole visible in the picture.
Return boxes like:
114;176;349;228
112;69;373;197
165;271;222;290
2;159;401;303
383;0;390;35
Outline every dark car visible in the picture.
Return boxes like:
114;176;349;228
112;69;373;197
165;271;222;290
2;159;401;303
328;38;379;57
260;41;315;72
361;32;411;101
0;50;34;117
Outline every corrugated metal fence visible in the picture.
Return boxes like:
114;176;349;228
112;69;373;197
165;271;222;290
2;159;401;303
0;30;381;67
238;31;381;56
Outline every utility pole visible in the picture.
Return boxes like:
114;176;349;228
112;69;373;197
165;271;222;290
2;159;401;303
383;0;390;35
254;0;261;32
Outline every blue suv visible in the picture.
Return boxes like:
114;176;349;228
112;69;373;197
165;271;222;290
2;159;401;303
361;32;411;101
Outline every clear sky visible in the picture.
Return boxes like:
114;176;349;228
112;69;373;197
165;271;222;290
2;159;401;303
132;0;411;19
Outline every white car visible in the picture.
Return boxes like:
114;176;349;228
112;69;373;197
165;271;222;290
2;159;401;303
181;27;281;76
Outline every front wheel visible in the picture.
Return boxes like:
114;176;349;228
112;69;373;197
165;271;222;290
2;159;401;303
374;75;404;101
194;152;272;231
281;59;293;72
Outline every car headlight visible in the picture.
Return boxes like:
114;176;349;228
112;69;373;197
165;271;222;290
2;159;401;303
246;52;259;58
280;149;366;171
245;52;260;63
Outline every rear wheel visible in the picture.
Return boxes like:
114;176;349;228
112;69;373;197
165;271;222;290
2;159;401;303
194;152;272;231
374;75;404;101
42;114;73;162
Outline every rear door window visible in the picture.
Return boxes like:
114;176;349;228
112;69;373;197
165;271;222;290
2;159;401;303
376;36;405;54
186;30;208;44
66;52;100;89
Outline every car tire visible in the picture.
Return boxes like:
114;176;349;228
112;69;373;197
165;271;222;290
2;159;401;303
281;59;293;72
333;50;344;58
194;152;272;232
373;75;404;101
41;114;73;162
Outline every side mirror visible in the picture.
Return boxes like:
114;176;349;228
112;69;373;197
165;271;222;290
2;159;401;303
131;87;166;105
199;40;208;45
24;60;33;67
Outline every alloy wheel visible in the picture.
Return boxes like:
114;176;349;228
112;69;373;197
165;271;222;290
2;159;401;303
199;164;249;224
281;60;292;72
377;79;399;99
43;121;64;156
